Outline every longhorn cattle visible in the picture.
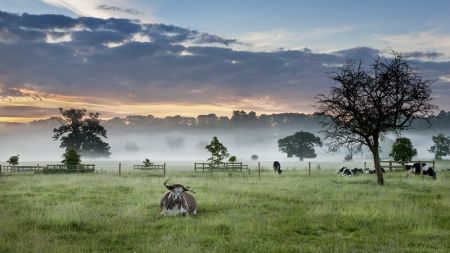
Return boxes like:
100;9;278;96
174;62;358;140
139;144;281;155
273;161;282;175
405;163;437;180
160;178;197;216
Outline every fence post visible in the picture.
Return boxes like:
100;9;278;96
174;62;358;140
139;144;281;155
119;163;121;175
0;164;2;177
388;161;392;171
432;160;435;171
419;161;423;179
258;162;261;180
308;162;311;176
77;164;80;175
364;162;367;170
163;163;166;177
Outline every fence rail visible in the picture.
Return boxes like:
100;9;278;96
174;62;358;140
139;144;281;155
194;162;249;173
380;160;435;172
133;163;166;177
42;164;95;174
0;165;43;173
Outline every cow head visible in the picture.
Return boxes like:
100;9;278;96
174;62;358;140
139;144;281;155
164;178;195;203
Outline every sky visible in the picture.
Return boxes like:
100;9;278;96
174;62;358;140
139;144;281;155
0;0;450;123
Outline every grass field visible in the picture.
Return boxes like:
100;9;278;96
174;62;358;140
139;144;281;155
1;167;450;252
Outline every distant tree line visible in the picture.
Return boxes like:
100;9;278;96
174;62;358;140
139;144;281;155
27;109;450;132
101;111;326;130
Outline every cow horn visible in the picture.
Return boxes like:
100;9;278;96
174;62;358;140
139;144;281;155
163;178;173;190
185;186;196;193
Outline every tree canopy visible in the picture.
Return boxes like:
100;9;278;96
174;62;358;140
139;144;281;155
205;136;229;165
62;149;81;166
228;155;237;163
143;159;152;167
53;108;111;158
316;51;437;185
389;137;417;162
277;131;322;161
7;155;19;166
429;134;450;160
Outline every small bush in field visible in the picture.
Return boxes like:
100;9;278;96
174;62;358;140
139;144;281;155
62;149;81;166
7;155;19;166
143;159;152;167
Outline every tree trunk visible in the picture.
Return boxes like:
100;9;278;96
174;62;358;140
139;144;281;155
371;136;384;186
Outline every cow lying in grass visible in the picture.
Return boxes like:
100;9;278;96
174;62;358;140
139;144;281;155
405;163;437;180
338;167;360;176
364;168;385;174
160;178;197;216
338;167;383;176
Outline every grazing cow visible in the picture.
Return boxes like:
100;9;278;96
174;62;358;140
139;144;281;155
364;167;385;174
273;161;282;175
351;168;364;174
160;179;197;216
338;167;353;176
405;163;437;180
364;168;376;174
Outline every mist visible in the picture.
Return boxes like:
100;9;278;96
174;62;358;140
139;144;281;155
0;121;448;164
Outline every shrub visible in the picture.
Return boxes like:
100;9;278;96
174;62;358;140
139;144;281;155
7;155;19;166
62;149;81;166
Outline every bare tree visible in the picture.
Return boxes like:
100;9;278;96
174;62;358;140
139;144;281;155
316;51;437;185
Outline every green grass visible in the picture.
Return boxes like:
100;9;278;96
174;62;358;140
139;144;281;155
0;170;450;253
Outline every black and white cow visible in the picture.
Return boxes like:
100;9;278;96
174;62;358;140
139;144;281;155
338;167;353;176
405;163;437;180
351;168;364;174
273;161;282;175
160;179;197;216
364;167;385;174
364;168;376;174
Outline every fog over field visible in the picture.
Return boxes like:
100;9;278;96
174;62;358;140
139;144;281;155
1;112;449;163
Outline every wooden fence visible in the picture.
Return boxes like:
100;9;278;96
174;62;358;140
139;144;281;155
194;162;249;174
0;165;43;173
380;160;435;172
133;163;166;177
41;164;95;174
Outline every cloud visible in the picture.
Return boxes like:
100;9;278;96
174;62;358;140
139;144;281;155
0;86;45;101
41;0;155;22
0;10;449;122
233;26;356;52
439;75;450;83
403;51;445;60
374;31;450;60
0;105;57;118
96;4;143;16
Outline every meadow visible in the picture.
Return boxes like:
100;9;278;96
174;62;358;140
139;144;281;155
0;163;450;253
